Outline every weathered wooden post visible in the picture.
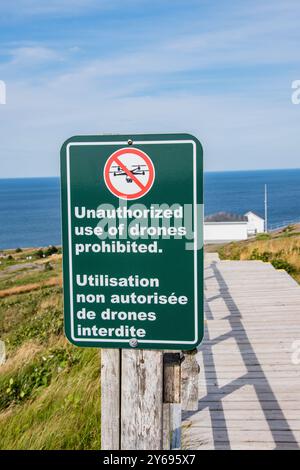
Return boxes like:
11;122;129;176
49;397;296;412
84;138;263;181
101;349;121;450
163;352;183;449
102;350;187;450
121;350;163;449
181;349;200;411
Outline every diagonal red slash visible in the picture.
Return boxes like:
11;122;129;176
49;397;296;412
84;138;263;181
113;156;146;191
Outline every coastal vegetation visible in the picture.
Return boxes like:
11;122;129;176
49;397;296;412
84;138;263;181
1;225;299;449
212;224;300;284
0;247;100;450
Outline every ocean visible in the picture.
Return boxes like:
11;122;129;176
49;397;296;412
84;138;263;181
0;169;300;249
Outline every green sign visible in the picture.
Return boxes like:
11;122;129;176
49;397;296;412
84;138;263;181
60;133;203;350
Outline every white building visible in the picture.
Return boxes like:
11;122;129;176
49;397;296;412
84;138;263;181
245;211;265;235
204;211;265;244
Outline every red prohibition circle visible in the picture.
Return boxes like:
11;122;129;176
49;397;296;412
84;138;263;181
103;148;155;200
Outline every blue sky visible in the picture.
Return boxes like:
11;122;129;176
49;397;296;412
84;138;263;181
0;0;299;177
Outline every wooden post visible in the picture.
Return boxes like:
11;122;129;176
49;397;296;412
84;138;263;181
163;353;182;403
101;349;191;450
121;350;163;450
181;349;199;411
163;352;182;449
169;404;181;449
101;349;121;450
162;403;171;450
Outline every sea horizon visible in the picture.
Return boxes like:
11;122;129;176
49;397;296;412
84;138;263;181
1;166;300;181
1;168;300;250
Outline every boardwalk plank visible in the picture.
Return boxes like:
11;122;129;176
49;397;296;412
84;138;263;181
182;255;300;450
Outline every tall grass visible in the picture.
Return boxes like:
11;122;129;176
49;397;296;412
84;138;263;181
0;258;101;450
0;347;100;450
218;233;300;283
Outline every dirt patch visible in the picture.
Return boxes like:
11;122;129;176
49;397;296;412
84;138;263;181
0;276;62;298
0;262;43;279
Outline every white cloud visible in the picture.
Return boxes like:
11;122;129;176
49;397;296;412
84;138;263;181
1;76;299;177
5;2;297;86
9;46;62;66
0;0;299;177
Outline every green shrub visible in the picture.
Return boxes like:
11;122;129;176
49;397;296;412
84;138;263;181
271;259;296;274
15;248;22;253
44;262;53;272
250;248;259;260
260;251;272;262
35;249;44;259
45;246;58;257
282;225;295;233
256;233;270;240
250;249;272;262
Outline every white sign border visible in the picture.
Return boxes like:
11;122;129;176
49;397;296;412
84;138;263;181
66;139;199;346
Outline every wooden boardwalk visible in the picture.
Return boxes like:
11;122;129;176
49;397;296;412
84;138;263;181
182;253;300;450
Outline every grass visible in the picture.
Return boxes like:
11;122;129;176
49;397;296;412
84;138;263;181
0;249;101;450
215;224;300;284
0;346;100;450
